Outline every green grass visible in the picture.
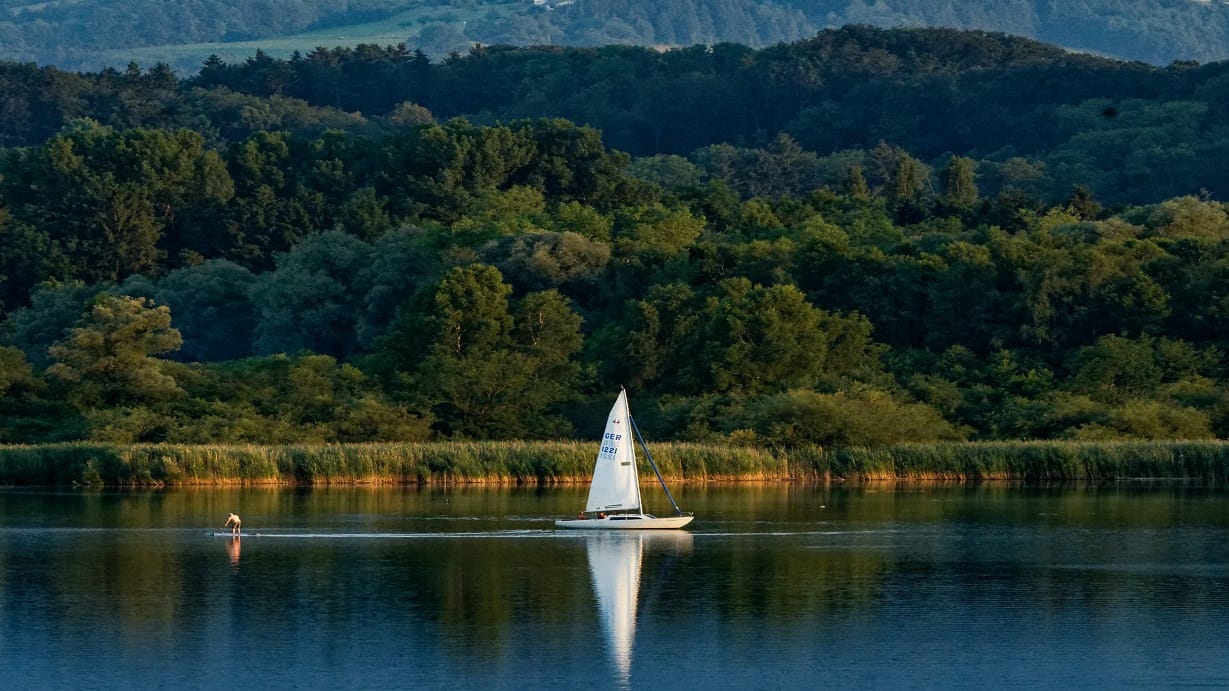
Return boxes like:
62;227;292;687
2;440;1228;486
105;2;519;70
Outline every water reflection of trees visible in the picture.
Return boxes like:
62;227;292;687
5;484;1229;655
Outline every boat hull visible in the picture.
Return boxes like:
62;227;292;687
555;514;694;530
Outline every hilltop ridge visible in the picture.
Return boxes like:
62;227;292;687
2;0;1229;72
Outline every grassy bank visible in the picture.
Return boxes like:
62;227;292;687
0;440;1227;486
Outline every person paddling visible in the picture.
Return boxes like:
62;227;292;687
225;512;242;537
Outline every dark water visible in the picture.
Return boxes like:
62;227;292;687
2;483;1229;690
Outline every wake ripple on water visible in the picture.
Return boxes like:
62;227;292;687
208;528;558;539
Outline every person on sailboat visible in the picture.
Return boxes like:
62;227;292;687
225;512;242;537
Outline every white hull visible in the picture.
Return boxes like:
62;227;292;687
555;513;694;530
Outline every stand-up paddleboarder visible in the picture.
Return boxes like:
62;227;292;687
225;512;242;537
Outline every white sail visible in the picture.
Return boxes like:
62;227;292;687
586;533;644;686
584;389;642;514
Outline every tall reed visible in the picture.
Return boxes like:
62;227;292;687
0;441;791;486
2;440;1228;486
821;440;1229;482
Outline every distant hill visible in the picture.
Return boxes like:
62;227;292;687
3;0;1229;73
4;26;1228;208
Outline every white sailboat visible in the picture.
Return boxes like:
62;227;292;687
556;388;694;530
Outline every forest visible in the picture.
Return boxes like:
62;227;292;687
4;27;1229;205
3;27;1229;449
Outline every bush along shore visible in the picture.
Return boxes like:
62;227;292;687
1;440;1229;486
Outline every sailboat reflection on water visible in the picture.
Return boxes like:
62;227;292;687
585;531;694;686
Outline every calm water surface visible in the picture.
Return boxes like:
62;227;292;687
2;483;1229;689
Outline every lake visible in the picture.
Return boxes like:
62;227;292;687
2;483;1229;689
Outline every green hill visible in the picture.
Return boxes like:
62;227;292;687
5;0;1229;73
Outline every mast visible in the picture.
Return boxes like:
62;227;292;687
627;412;686;517
587;388;645;514
621;389;643;512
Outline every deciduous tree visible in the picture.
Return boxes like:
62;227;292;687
46;294;183;406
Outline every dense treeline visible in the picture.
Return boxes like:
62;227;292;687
5;28;1229;206
5;0;1229;71
3;107;1229;447
183;30;1229;204
4;27;1229;449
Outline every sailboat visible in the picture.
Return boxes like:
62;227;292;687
555;387;694;530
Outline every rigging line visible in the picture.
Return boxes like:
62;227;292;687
628;413;686;517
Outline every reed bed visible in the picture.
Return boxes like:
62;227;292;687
0;440;793;486
821;440;1229;482
1;439;1228;486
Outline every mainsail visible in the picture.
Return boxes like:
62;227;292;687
584;388;643;514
